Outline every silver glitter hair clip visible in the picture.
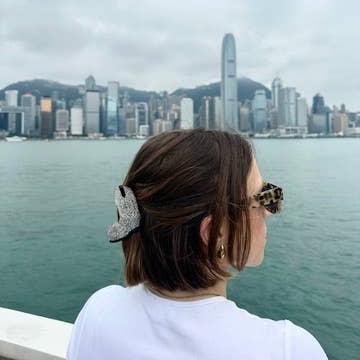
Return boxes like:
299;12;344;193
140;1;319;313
107;185;141;243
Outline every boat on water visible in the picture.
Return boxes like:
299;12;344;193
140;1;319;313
5;136;27;142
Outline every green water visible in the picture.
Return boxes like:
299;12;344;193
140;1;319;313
0;139;359;360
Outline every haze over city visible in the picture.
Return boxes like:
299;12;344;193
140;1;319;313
1;0;360;109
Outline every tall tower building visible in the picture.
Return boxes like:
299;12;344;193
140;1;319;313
85;75;96;91
252;89;267;132
279;87;297;126
55;109;69;132
5;90;18;107
71;107;83;135
221;33;238;132
40;96;53;138
312;93;325;114
84;90;100;134
21;93;36;135
106;81;119;135
296;97;308;127
271;77;282;109
180;98;194;129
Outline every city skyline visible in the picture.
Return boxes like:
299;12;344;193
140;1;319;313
1;1;360;109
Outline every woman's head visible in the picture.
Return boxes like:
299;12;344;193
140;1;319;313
121;128;267;291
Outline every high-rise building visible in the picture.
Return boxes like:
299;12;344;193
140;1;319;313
271;77;282;109
85;75;96;91
296;97;308;127
209;97;222;130
5;90;18;107
239;102;251;131
70;107;83;135
40;96;53;138
252;90;267;132
279;87;297;126
312;93;325;114
106;81;119;135
84;90;100;134
21;93;36;135
180;98;194;129
136;102;149;129
221;33;238;132
199;97;211;129
55;109;69;132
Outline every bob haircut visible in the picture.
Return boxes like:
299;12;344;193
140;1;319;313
122;128;253;291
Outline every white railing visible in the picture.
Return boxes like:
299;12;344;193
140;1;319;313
0;307;72;360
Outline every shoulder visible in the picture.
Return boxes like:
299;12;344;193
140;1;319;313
284;320;328;360
66;285;126;359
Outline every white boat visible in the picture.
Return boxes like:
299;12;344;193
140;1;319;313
5;136;26;142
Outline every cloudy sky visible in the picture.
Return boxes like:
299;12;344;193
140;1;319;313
1;0;359;109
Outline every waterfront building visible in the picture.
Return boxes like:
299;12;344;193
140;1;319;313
21;93;36;136
136;102;149;128
252;89;267;132
139;125;150;137
271;77;282;110
5;90;18;107
239;103;251;132
296;97;309;127
332;111;349;134
84;90;100;134
106;81;119;136
55;109;69;132
0;107;24;135
40;96;53;138
279;87;297;127
180;98;194;129
209;97;222;130
199;97;210;129
221;33;238;132
310;113;328;133
70;107;83;135
152;119;162;135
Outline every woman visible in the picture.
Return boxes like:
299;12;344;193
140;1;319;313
66;129;327;359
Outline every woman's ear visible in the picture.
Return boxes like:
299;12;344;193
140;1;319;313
199;215;212;245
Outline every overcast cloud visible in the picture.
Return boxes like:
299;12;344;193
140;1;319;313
1;0;360;109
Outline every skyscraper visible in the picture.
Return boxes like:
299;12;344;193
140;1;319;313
271;77;282;109
5;90;18;107
21;93;36;135
221;33;238;132
296;97;308;127
40;96;53;138
84;90;100;134
106;81;119;135
180;98;194;129
85;75;96;91
312;93;325;114
70;107;83;135
252;90;267;132
55;109;69;132
279;87;297;126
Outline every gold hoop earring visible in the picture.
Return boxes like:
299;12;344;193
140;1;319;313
217;244;225;259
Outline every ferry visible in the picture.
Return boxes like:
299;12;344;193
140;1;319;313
5;136;26;142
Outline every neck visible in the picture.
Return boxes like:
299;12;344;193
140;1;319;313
145;280;228;301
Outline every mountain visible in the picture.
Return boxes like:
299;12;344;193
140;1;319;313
172;77;271;112
0;77;271;112
0;79;159;106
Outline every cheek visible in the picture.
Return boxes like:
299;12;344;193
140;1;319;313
248;212;267;265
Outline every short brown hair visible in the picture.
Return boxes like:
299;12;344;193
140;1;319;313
122;128;253;291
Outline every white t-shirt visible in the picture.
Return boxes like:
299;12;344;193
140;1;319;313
66;283;327;360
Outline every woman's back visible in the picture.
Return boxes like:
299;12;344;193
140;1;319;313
66;284;327;360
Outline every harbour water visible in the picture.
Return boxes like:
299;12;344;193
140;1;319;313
0;138;359;360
